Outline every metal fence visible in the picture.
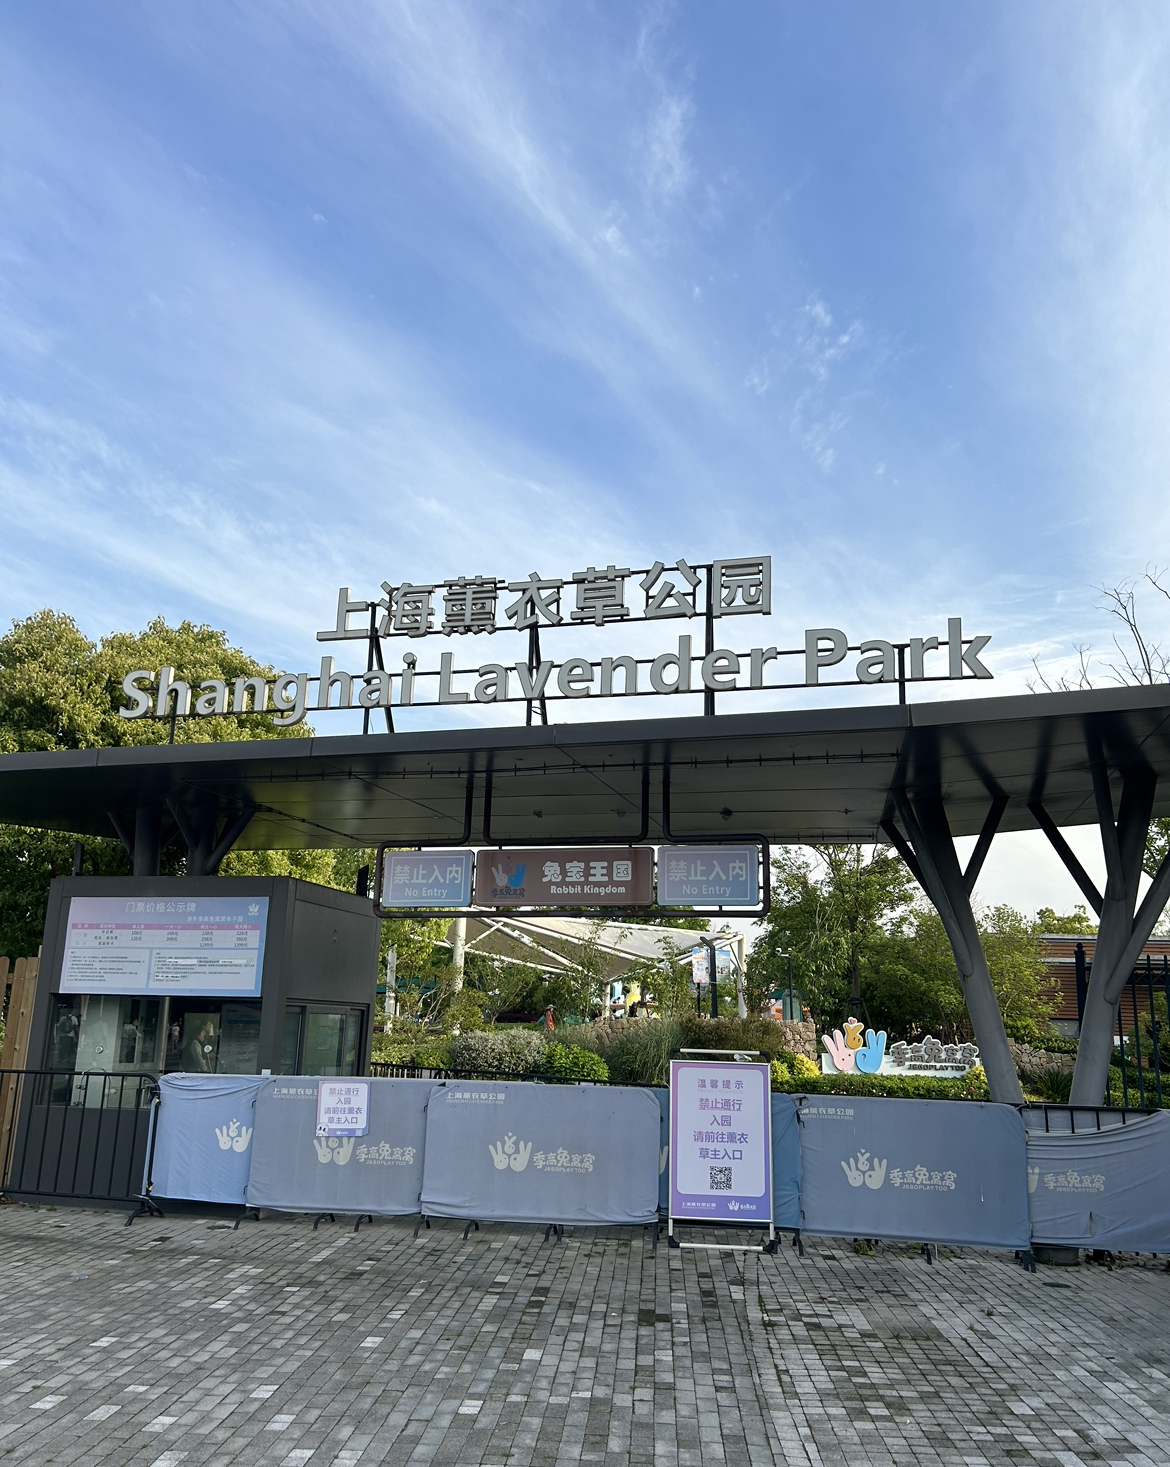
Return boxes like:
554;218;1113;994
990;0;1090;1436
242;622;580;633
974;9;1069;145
1073;949;1170;1108
0;1069;158;1204
367;1062;655;1087
1019;1103;1157;1133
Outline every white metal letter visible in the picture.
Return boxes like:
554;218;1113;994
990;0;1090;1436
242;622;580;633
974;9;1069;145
119;671;153;719
804;628;847;685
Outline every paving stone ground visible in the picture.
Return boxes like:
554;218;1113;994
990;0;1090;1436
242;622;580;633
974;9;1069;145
0;1204;1166;1466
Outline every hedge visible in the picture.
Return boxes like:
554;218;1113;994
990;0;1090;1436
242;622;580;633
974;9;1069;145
770;1057;991;1101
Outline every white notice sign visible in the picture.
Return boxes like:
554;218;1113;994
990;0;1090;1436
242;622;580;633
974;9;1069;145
316;1079;370;1138
59;896;269;997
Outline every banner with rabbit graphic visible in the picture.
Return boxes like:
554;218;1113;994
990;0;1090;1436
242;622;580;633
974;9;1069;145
246;1077;430;1215
795;1094;1029;1249
420;1080;660;1226
1026;1110;1170;1252
149;1073;268;1204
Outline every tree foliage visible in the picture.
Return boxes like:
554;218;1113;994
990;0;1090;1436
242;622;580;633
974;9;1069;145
0;609;329;956
746;846;915;1018
748;846;1060;1042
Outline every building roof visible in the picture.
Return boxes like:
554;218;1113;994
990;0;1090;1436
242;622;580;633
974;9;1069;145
0;681;1168;851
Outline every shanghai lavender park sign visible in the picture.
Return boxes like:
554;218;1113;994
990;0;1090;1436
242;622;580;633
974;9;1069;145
114;554;995;728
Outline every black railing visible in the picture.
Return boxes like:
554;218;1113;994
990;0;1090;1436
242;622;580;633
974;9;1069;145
1074;949;1170;1109
1019;1103;1157;1133
368;1062;657;1087
0;1069;158;1204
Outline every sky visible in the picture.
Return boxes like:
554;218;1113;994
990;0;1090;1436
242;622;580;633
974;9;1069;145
2;1;1170;917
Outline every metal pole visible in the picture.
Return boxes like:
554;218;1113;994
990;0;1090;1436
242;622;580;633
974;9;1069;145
786;952;793;1022
450;917;467;995
736;934;747;1020
703;565;715;716
707;939;718;1019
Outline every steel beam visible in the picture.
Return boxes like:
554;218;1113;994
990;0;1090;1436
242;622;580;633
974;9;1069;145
1070;763;1159;1105
892;791;1023;1104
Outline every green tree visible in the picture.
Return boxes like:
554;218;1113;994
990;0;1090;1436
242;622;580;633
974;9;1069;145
622;935;698;1016
1033;905;1098;935
747;846;915;1023
0;609;318;955
858;906;1059;1043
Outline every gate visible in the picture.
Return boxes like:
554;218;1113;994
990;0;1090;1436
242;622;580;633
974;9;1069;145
0;1070;158;1204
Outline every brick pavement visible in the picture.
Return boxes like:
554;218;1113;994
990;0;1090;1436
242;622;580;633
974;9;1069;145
0;1205;1166;1465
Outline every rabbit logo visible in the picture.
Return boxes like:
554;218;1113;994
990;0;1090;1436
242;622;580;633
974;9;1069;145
490;864;527;890
214;1119;253;1153
841;1149;887;1190
1027;1166;1040;1193
313;1136;356;1166
488;1134;532;1172
823;1021;887;1074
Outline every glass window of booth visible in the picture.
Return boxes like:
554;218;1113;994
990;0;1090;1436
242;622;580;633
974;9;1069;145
47;995;164;1073
281;1005;362;1076
46;995;261;1076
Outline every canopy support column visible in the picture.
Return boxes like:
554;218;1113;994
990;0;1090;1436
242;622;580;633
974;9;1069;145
1039;762;1170;1106
884;792;1022;1104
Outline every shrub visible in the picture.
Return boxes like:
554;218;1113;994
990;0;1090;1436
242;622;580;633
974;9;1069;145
571;1018;685;1085
540;1043;609;1081
1025;1069;1073;1104
371;1034;453;1069
770;1064;990;1102
790;1053;821;1083
675;1014;793;1057
450;1029;546;1075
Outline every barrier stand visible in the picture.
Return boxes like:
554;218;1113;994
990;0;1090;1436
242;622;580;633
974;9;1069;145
312;1212;336;1231
234;1207;262;1230
126;1095;166;1228
412;1214;431;1238
666;1218;778;1254
544;1223;564;1245
461;1219;480;1240
352;1213;375;1234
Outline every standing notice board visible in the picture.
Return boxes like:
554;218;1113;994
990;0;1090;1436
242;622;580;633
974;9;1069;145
669;1060;773;1245
59;895;268;998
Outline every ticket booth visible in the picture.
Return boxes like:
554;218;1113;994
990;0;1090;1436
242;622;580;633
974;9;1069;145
28;874;380;1080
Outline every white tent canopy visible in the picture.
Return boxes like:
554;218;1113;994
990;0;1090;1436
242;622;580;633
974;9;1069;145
442;914;744;979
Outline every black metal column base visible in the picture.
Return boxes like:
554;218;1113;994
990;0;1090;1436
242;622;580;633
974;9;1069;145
412;1214;431;1239
462;1219;480;1241
352;1214;375;1234
234;1207;262;1230
312;1212;336;1232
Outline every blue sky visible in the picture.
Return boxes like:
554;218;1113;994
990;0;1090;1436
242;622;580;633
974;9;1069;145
3;1;1170;908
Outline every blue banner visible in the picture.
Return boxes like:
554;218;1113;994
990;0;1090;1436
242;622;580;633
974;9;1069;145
796;1094;1030;1250
149;1073;267;1204
247;1077;430;1216
421;1081;660;1226
771;1094;801;1230
1026;1111;1170;1252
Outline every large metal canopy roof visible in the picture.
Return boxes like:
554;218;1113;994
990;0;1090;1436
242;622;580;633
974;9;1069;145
1;682;1169;851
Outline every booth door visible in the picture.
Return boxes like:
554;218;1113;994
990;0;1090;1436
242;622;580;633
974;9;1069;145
281;1005;364;1076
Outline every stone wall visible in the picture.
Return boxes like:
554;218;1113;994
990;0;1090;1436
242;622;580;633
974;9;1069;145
777;1020;818;1059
